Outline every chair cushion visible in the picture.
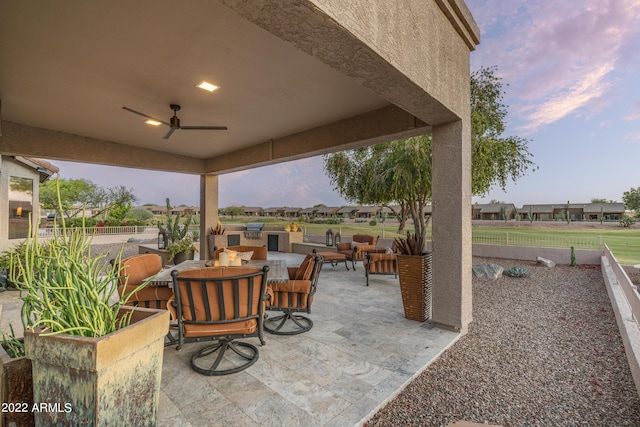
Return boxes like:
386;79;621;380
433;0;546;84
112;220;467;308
352;234;377;245
267;280;311;309
236;251;254;261
118;254;163;288
293;254;314;280
175;267;264;322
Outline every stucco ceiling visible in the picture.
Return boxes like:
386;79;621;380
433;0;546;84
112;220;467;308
0;1;391;161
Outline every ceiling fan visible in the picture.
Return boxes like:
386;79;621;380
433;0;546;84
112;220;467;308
122;104;227;139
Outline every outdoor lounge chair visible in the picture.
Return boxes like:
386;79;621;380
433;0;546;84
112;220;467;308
169;266;270;375
115;253;178;345
264;253;323;335
364;245;399;286
336;234;378;270
116;254;171;310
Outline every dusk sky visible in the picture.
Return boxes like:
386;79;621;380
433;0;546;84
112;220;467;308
52;0;640;209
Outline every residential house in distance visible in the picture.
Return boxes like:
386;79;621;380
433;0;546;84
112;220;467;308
263;207;284;217
518;203;625;221
315;206;340;218
283;207;302;218
146;205;168;216
172;206;199;217
473;203;517;220
299;207;318;218
356;206;381;218
337;206;358;218
242;206;263;217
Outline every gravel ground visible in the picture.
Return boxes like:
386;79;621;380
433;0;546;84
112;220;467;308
90;239;156;265
367;257;640;427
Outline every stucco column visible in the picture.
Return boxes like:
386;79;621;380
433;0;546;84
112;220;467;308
199;174;219;259
431;119;472;334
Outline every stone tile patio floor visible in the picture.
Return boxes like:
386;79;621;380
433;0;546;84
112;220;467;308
0;252;459;427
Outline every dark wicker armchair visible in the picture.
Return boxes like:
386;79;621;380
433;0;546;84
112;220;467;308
264;253;323;335
169;266;270;376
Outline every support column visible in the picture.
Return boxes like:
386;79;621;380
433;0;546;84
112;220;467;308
199;174;219;260
431;119;472;334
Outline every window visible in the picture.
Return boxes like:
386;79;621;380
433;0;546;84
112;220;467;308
8;176;34;239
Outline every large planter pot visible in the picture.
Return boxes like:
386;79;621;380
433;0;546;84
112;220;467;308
0;340;34;427
396;252;432;322
173;249;195;265
24;306;169;426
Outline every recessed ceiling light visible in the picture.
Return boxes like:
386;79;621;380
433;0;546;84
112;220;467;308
145;119;162;126
196;81;219;92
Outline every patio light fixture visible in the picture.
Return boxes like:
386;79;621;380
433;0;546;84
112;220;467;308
158;228;168;249
196;81;219;92
326;229;334;247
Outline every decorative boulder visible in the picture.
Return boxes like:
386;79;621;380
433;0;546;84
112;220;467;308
536;256;555;268
472;264;504;280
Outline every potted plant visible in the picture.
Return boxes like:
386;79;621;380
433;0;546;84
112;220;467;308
207;221;226;258
11;189;169;426
0;325;34;427
167;236;195;265
394;232;432;322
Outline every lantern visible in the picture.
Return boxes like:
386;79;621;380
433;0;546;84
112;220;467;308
326;228;334;246
334;231;341;247
158;228;168;249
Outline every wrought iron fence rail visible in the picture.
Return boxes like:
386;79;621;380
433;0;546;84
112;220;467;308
302;226;601;250
38;225;154;237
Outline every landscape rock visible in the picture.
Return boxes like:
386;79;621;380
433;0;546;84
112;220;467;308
536;256;555;267
472;263;504;280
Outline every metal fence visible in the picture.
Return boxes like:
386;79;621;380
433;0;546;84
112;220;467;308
302;225;602;250
472;232;602;250
38;225;153;237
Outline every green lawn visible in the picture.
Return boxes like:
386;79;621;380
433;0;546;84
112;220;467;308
220;218;640;265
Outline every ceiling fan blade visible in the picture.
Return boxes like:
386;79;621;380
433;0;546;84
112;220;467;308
180;125;228;130
122;106;170;126
163;128;178;139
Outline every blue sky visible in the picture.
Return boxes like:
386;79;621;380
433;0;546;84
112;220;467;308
53;0;640;208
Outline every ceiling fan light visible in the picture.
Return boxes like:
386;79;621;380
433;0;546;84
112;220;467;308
196;81;219;92
145;119;162;126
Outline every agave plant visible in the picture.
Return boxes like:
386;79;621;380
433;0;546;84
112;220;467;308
393;231;425;255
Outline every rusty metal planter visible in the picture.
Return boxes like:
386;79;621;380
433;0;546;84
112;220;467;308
396;252;432;322
0;340;34;427
24;306;169;427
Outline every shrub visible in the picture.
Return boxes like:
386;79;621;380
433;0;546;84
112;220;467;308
126;207;154;222
65;217;98;228
620;216;637;228
369;220;377;226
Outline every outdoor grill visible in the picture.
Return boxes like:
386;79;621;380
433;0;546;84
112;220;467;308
244;222;264;239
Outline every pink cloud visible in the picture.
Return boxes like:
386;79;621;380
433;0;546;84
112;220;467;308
468;0;640;133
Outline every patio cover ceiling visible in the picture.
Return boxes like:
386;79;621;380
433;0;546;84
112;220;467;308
0;1;478;176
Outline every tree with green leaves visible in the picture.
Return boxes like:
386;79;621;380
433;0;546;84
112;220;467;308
40;178;96;216
623;188;640;216
324;66;535;243
224;206;245;219
40;178;137;219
